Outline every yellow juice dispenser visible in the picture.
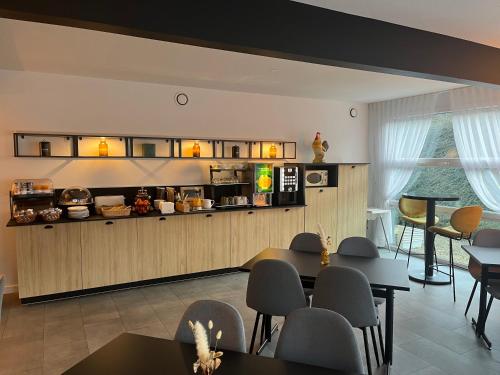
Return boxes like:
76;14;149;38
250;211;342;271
247;163;274;206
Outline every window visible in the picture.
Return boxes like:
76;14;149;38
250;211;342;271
393;113;500;267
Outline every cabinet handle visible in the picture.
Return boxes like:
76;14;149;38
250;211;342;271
44;225;53;229
248;211;254;215
319;189;324;193
105;221;114;225
206;214;212;218
159;217;166;221
284;208;290;212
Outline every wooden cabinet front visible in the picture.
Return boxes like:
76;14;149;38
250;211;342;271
269;207;305;249
16;223;82;298
186;212;231;273
81;219;141;289
138;216;187;280
305;187;338;250
336;164;369;245
230;209;272;267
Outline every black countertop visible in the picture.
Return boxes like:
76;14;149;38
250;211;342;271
6;204;306;228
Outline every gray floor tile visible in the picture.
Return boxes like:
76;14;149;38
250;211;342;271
43;339;89;375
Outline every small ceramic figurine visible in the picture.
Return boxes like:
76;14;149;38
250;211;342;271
312;132;329;163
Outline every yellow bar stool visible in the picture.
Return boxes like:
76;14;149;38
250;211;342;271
394;197;440;267
427;206;483;301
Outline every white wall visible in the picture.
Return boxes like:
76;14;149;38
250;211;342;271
0;69;368;291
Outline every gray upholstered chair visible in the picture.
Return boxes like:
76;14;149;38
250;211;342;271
465;229;500;316
0;274;4;322
246;259;307;354
275;307;364;374
289;232;323;253
289;232;324;301
337;237;386;308
312;265;383;375
175;300;246;353
338;236;380;258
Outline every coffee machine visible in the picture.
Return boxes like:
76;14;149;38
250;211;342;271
243;163;274;207
272;166;300;205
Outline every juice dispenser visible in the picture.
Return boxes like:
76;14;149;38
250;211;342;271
245;163;274;206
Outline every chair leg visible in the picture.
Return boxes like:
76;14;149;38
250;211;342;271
370;326;380;367
362;327;373;375
434;245;439;272
449;239;456;302
259;314;266;347
395;223;407;259
249;312;261;354
407;225;415;268
377;321;385;363
465;280;479;316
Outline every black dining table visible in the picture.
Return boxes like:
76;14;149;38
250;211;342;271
402;193;460;285
461;245;500;349
64;333;365;375
240;248;410;365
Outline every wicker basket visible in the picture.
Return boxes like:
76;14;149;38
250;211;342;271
101;205;131;218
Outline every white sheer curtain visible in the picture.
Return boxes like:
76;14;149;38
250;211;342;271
368;94;437;245
452;108;500;212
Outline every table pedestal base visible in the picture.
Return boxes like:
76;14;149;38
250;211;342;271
409;271;451;285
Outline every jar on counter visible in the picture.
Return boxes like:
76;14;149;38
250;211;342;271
134;187;151;215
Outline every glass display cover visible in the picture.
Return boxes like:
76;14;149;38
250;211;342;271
254;163;273;193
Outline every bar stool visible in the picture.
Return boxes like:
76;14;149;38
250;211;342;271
246;259;307;354
367;208;391;250
395;197;440;267
312;265;382;375
427;205;483;301
275;307;364;373
464;229;500;316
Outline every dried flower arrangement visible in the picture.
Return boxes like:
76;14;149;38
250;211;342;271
317;223;332;265
189;320;223;375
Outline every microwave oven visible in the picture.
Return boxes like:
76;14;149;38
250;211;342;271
305;170;328;187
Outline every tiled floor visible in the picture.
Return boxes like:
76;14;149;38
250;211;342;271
1;251;500;375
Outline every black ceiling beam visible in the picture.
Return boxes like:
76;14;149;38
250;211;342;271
1;0;499;88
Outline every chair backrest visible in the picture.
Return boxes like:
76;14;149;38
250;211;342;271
246;259;307;317
275;307;364;373
399;197;427;218
174;300;246;353
289;232;323;254
450;206;483;235
473;229;500;247
337;236;380;258
0;274;4;322
312;265;378;328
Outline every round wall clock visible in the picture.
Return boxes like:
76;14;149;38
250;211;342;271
175;93;189;106
349;108;358;118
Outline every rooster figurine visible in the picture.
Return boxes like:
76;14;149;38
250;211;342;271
312;132;329;163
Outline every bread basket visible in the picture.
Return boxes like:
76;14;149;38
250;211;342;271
101;205;131;218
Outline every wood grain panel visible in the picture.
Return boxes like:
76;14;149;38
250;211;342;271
138;216;187;280
230;209;272;267
305;187;338;251
81;219;140;288
16;223;82;298
186;213;231;273
336;164;369;245
269;207;305;249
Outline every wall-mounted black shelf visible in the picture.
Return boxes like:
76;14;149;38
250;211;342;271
13;133;296;161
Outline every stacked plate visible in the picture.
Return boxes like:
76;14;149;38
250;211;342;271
68;206;90;219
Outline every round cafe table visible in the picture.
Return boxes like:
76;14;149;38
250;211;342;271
402;193;460;285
